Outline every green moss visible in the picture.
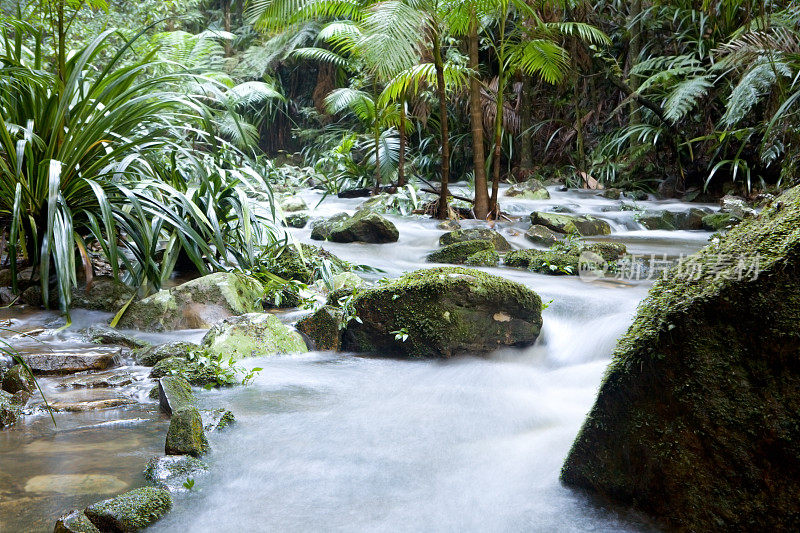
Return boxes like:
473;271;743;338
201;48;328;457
530;212;611;236
311;211;399;243
84;487;172;532
54;510;100;533
149;357;217;387
581;242;627;262
702;212;741;231
296;306;342;351
439;228;511;251
135;342;197;367
464;250;500;267
165;407;209;457
271;244;350;284
2;364;34;394
505;179;550;200
504;249;579;276
342;267;543;358
157;376;196;416
201;313;308;361
427;240;494;264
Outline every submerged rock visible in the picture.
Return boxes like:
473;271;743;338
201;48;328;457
201;313;308;361
505;179;550;200
296;306;342;351
117;273;265;331
2;364;34;394
427;240;494;265
437;220;462;231
504;249;579;276
439;228;511;252
85;325;149;350
311;211;399;243
561;186;800;530
201;408;235;432
55;510;101;533
144;456;209;493
84;487;172;532
525;225;561;247
530;212;611;236
581;242;627;262
165;407;209;457
342;267;542;358
0;390;21;428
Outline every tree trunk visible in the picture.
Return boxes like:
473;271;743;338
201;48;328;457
488;75;504;216
223;0;233;57
629;0;643;125
398;97;407;187
433;35;450;220
519;74;534;173
374;121;382;192
469;9;489;220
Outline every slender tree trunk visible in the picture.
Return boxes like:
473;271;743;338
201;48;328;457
519;74;534;173
469;9;489;220
488;16;507;217
223;0;233;56
398;97;407;187
374;120;382;192
433;35;450;220
629;0;643;125
57;1;65;85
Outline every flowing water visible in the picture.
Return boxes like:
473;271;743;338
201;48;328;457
1;187;717;531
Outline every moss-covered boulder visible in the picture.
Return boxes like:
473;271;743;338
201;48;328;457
134;342;197;367
201;408;236;432
464;249;500;267
561;186;800;531
55;510;101;533
530;212;611;236
525;225;561;247
505;179;550;200
581;242;627;262
504;249;579;276
270;244;350;284
201;313;308;361
427;240;494;264
342;267;542;358
296;306;342;351
284;213;309;228
702;212;742;231
165;407;209;457
280;195;308;213
157;376;196;416
2;364;34;394
439;228;511;252
149;357;217;388
311;211;399;243
84;487;171;532
117;273;265;331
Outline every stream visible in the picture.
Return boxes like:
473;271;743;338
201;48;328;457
1;186;717;532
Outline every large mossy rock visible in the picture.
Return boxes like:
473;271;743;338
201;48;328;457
149;357;216;388
117;273;265;331
71;277;136;313
439;228;511;252
296;306;342;351
504;249;579;276
84;487;172;532
165;407;209;457
201;313;308;361
135;342;197;367
530;212;611;236
311;211;399;243
54;510;101;533
270;244;350;284
561;186;800;531
342;267;542;358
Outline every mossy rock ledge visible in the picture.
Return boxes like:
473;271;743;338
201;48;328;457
342;267;542;358
117;273;265;331
310;211;399;243
561;185;800;531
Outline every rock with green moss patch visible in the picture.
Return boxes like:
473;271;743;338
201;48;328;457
0;390;21;428
504;249;579;276
464;250;500;267
581;242;627;262
311;211;399;243
144;455;209;493
84;487;172;532
135;342;197;367
201;408;235;432
427;240;494;264
2;364;34;394
439;228;511;252
71;277;136;313
55;510;101;533
280;195;308;213
85;325;149;350
525;225;561;247
157;376;196;416
342;267;542;358
601;188;621;200
270;244;350;284
505;179;550;200
284;213;310;228
296;306;342;351
702;212;741;231
530;212;611;236
437;219;461;231
201;313;308;361
149;357;217;388
637;210;677;230
117;273;265;331
561;185;800;531
165;407;209;457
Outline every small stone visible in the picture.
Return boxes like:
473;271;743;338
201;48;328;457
463;250;500;267
149;357;217;388
165;407;209;457
505;179;550;200
143;456;209;493
85;325;149;350
2;364;35;394
437;220;461;231
71;277;136;313
439;228;511;252
134;342;197;367
525;225;561;247
84;487;172;532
